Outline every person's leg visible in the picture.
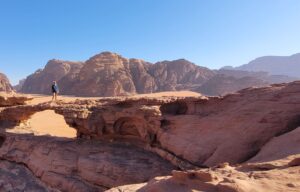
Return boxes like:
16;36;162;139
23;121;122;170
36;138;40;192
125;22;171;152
55;92;58;101
52;92;55;101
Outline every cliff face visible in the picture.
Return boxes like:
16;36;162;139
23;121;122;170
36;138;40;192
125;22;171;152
65;52;137;97
18;52;215;96
18;52;299;97
149;59;214;91
234;53;300;78
0;73;13;93
198;74;269;96
20;59;84;94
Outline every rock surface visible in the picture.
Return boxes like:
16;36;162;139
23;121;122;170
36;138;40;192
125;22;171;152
18;51;300;97
108;126;300;192
17;52;300;97
20;59;84;94
1;81;300;191
233;52;300;78
0;93;31;107
107;161;300;192
0;133;175;192
198;74;268;96
0;160;57;192
0;72;13;93
2;81;300;167
20;52;215;96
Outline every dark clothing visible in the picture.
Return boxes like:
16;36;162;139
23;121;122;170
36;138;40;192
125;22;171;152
51;84;59;93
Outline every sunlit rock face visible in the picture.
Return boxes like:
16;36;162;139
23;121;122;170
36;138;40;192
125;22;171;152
19;52;216;96
17;51;300;97
0;73;13;93
20;59;84;94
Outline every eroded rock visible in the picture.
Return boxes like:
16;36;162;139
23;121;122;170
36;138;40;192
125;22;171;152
0;133;175;191
0;73;13;93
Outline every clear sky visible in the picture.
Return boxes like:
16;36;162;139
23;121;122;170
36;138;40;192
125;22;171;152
1;0;300;84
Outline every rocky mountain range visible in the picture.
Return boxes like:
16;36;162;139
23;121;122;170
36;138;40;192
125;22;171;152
19;52;216;96
224;53;300;78
16;51;298;97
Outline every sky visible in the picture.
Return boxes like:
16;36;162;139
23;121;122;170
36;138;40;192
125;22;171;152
1;0;300;85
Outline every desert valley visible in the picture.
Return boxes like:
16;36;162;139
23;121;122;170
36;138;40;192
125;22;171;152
0;51;300;192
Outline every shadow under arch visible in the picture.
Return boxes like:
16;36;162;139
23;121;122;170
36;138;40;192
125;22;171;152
113;117;143;137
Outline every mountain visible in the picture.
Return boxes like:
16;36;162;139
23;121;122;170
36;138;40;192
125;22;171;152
235;53;300;78
150;59;214;91
18;51;300;97
198;74;268;96
0;72;13;92
13;79;25;92
19;52;215;97
20;59;84;94
217;69;297;84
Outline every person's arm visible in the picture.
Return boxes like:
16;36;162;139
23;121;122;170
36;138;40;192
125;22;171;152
56;85;60;93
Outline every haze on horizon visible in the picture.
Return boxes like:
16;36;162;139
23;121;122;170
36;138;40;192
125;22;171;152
1;0;300;85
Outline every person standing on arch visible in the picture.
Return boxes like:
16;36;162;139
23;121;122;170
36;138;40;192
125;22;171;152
51;81;59;102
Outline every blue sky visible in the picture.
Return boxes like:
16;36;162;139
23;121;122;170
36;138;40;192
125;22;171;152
1;0;300;84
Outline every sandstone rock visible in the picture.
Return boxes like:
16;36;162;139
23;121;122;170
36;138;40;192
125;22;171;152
149;59;215;91
1;81;300;191
2;81;300;168
0;73;13;93
20;59;84;94
13;79;25;92
18;52;300;97
198;74;268;96
246;126;300;168
107;160;300;192
235;53;300;78
67;52;137;96
218;69;297;84
0;93;31;107
19;52;215;96
0;133;175;191
0;160;57;192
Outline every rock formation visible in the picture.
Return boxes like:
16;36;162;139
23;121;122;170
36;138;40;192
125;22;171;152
0;81;300;191
19;51;299;97
0;133;174;191
13;79;25;92
20;59;84;94
231;53;300;78
109;126;300;192
0;93;31;107
108;160;300;192
149;59;214;92
198;74;268;96
18;52;215;96
0;160;57;192
0;73;13;93
218;69;297;84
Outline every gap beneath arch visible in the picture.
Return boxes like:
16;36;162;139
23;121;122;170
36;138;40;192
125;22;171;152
7;110;76;138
